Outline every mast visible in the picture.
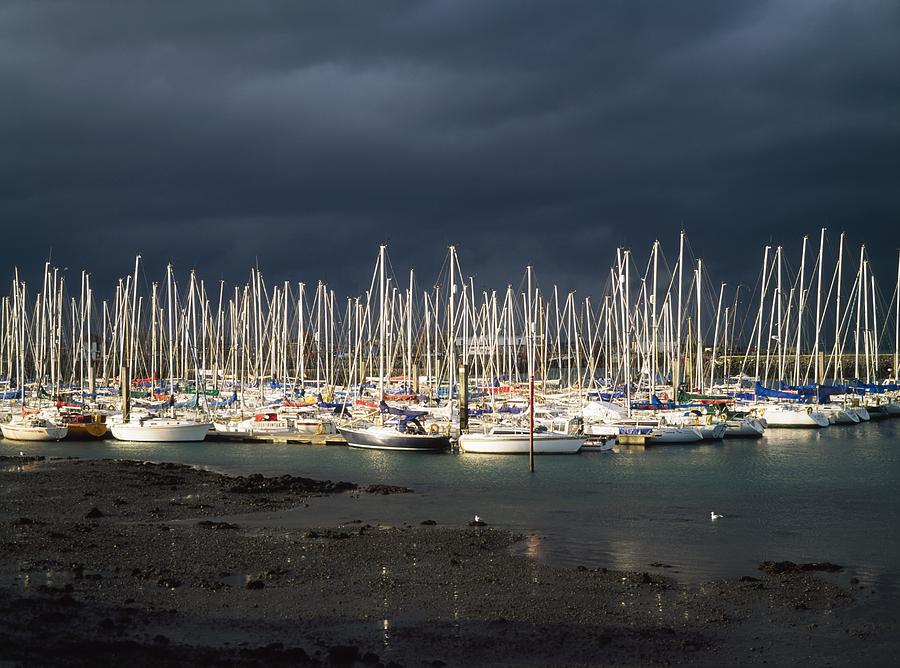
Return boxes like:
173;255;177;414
675;231;684;400
695;259;702;389
855;245;864;380
835;233;845;382
754;246;771;382
651;240;659;400
167;263;176;415
710;282;726;392
814;228;826;384
895;250;899;383
378;245;386;401
794;236;808;386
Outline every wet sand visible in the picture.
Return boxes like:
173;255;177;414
0;455;896;666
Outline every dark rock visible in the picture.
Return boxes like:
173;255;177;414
739;576;760;582
196;520;239;531
328;645;359;665
362;651;380;665
759;560;843;575
364;484;413;495
468;520;487;527
420;519;437;526
84;507;105;519
153;635;170;645
157;578;182;589
650;562;673;568
227;473;356;495
245;579;265;590
14;517;34;526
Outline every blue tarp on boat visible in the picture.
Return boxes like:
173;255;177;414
754;382;799;400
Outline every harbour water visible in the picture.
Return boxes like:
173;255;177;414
6;420;899;605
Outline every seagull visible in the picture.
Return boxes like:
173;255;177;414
710;511;724;521
474;515;481;523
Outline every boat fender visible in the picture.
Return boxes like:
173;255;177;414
315;422;325;435
429;423;441;435
705;415;713;425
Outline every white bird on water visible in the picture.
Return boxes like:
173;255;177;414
474;515;481;523
710;511;724;521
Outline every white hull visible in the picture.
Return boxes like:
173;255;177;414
697;423;727;440
111;419;212;442
724;418;765;438
850;406;870;421
757;406;829;428
459;432;582;454
821;406;859;424
1;423;68;441
587;422;703;443
650;426;704;443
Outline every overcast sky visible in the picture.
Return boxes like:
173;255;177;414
2;0;898;298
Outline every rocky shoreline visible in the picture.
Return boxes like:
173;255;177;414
0;455;896;666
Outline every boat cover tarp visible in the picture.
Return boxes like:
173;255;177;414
207;391;238;408
174;396;199;409
848;381;900;394
379;400;428;418
754;382;799;400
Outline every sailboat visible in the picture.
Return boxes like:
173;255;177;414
340;247;449;452
1;415;67;441
340;420;450;452
458;426;582;454
109;260;212;443
0;271;67;442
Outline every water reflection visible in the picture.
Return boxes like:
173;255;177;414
6;419;900;603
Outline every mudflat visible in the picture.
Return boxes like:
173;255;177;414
0;455;895;666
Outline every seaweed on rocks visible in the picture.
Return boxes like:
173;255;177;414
759;560;844;574
226;473;356;495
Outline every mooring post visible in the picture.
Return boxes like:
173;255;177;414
458;363;469;433
120;365;131;422
529;375;535;472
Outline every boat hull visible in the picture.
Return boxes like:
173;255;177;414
64;423;109;440
0;424;68;441
724;418;765;438
458;433;582;454
650;427;704;443
110;420;212;442
339;427;449;452
758;406;829;428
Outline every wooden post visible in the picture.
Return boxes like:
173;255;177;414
458;363;469;433
120;365;131;422
529;375;535;472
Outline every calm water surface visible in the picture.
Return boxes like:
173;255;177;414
6;420;899;602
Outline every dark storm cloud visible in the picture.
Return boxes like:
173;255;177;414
1;0;898;298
